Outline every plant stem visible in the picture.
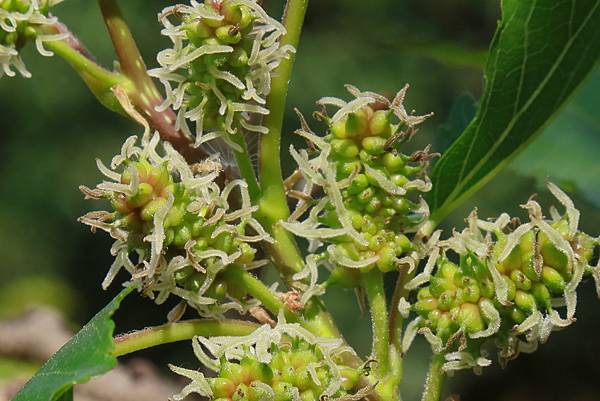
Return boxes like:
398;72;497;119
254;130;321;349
98;0;205;162
362;270;390;376
421;354;446;401
113;319;258;357
223;265;293;319
388;263;414;395
256;0;308;275
227;133;261;201
41;38;132;114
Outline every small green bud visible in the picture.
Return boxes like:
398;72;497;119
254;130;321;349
521;250;541;281
436;313;454;342
361;136;387;155
395;234;412;252
346;109;369;137
417;287;432;300
140;197;168;221
510;306;527;324
478;279;495;299
439;261;459;280
438;290;457;311
229;48;249;67
211;378;236;398
462;284;481;303
128;182;154;208
502;275;517;301
414;298;438;316
510;269;532;291
515;290;536;314
458;303;484;334
331;120;348;139
347;174;369;195
185;272;205;291
173;225;192;247
382;152;404;173
540;232;568;271
541;265;567;294
531;282;552;310
357;187;375;204
331;139;360;158
390;174;409;187
369;110;392;137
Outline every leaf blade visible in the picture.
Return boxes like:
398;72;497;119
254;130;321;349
13;287;133;401
428;0;600;223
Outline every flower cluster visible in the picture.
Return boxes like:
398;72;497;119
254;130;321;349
282;85;433;299
150;0;294;150
401;183;599;373
79;132;272;318
0;0;66;78
170;314;365;401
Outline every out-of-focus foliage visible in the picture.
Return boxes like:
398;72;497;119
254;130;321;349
511;70;600;207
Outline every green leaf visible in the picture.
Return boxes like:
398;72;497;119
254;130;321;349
510;69;600;207
13;287;133;401
434;94;477;154
427;0;600;223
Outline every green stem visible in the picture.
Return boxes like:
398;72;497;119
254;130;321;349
256;0;308;275
223;265;297;323
227;133;261;201
113;319;258;357
362;270;390;376
421;354;446;401
41;37;132;115
98;0;205;162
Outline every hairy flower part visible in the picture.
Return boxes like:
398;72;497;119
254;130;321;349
0;0;67;78
169;313;364;401
79;132;273;318
150;0;294;150
282;85;433;294
403;183;599;373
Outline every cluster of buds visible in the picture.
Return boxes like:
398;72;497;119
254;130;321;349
282;85;433;295
170;315;365;401
0;0;67;78
150;0;294;149
79;132;272;318
401;183;599;373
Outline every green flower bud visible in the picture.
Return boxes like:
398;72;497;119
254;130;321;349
415;298;438;316
331;138;360;159
540;233;569;271
541;265;566;294
346;109;370;137
211;378;236;398
369;110;392;137
331;120;348;139
458;303;485;334
510;269;532;291
515;290;536;314
140;197;168;221
361;136;387;155
502;275;517;301
531;282;552;310
382;152;405;173
510;306;527;324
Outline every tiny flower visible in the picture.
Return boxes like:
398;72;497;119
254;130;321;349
402;183;598;372
169;312;364;401
149;0;294;150
281;85;433;299
79;132;273;318
0;0;67;78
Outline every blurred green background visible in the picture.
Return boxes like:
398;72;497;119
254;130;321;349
1;1;599;400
